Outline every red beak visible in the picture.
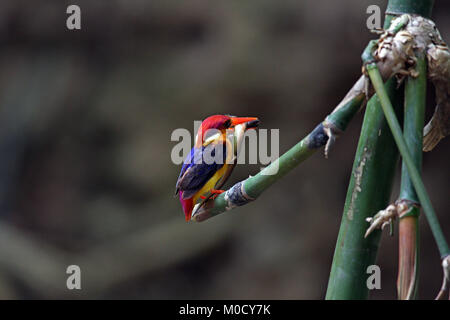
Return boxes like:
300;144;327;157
230;117;259;126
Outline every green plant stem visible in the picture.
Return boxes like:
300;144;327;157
399;58;426;205
366;63;450;258
397;56;426;300
325;77;402;299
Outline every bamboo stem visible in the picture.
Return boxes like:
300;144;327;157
325;77;402;299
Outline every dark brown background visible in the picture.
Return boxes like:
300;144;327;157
0;0;448;299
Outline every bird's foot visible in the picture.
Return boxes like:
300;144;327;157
200;189;225;200
210;189;225;199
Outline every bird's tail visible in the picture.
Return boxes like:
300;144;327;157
179;192;193;221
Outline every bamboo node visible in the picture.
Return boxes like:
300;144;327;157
323;122;342;159
224;180;255;210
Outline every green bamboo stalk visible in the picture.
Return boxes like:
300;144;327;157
325;77;402;299
397;56;426;300
366;63;450;258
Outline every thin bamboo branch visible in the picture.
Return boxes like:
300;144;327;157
192;2;444;226
191;77;366;222
397;56;427;300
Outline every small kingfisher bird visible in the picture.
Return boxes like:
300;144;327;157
175;115;259;221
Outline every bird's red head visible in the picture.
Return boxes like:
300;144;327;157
196;115;258;147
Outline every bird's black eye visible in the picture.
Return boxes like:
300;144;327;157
224;119;232;128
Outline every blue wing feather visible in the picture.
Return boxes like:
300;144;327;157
176;144;226;199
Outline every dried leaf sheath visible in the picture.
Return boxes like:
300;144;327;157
398;215;419;299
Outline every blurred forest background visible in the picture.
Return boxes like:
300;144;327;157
0;0;448;299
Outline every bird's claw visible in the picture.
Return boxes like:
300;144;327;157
209;189;225;200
